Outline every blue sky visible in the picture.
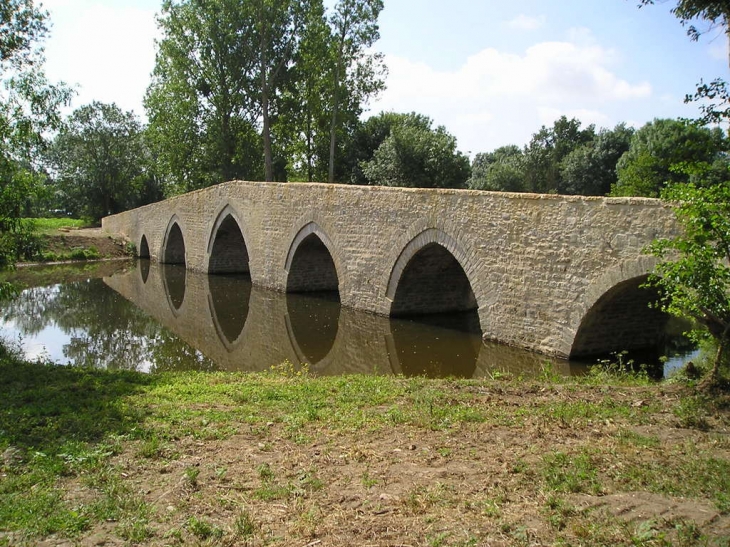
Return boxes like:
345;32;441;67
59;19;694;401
40;0;728;156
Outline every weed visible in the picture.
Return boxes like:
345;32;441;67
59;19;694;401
186;516;223;540
542;450;602;494
183;466;200;489
234;510;256;538
674;395;711;430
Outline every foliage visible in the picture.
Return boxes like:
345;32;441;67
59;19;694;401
467;145;526;192
145;0;265;192
639;0;730;42
523;116;596;194
611;118;729;197
0;2;72;267
646;179;730;382
560;123;634;196
325;0;386;182
146;0;385;190
361;113;470;188
49;102;153;221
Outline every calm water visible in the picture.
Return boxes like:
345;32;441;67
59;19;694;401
0;261;690;378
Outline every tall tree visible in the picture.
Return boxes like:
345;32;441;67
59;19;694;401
50;102;151;221
326;0;385;182
146;0;266;192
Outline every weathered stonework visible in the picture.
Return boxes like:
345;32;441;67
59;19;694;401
102;181;679;358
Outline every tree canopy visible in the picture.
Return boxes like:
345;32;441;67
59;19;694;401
361;113;471;189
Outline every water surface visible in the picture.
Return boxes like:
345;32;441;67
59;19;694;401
0;261;691;377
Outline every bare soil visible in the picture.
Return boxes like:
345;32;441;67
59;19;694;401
36;382;730;547
41;227;130;261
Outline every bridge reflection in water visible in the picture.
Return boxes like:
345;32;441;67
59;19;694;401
102;260;581;378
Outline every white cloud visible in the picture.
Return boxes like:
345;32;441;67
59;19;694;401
43;1;159;117
505;14;545;31
372;35;652;154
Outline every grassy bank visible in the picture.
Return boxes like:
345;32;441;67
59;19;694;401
0;356;728;546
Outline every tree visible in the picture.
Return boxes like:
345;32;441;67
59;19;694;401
523;116;595;194
611;118;728;197
560;124;634;196
467;145;526;192
326;0;385;183
361;115;471;188
145;0;268;192
1;0;72;266
647;179;730;384
50;102;153;222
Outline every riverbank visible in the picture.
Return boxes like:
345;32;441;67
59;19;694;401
1;358;728;546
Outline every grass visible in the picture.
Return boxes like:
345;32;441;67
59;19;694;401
25;218;89;234
0;354;728;546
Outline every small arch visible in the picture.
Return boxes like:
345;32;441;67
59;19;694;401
570;275;670;359
162;217;186;265
139;235;150;258
285;223;340;296
207;206;250;274
387;229;478;317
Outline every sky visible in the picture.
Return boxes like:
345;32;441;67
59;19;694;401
39;0;729;156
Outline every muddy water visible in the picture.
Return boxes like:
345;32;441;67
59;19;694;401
0;261;687;377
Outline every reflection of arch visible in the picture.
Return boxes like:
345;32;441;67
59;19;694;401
161;263;187;314
285;222;341;295
139;235;150;258
284;292;340;365
386;313;482;378
570;274;669;359
139;258;150;284
162;216;186;265
207;205;250;274
207;274;250;351
386;228;479;317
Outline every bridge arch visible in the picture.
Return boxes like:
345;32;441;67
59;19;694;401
161;216;186;265
568;257;669;359
386;228;480;317
285;221;342;295
207;204;251;275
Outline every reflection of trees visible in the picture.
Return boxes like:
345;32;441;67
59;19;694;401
147;329;218;373
2;285;62;334
1;278;215;371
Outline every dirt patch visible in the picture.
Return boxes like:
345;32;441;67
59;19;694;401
41;227;130;261
48;382;730;547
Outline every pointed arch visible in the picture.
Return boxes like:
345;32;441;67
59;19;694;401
139;235;150;258
207;205;250;274
386;228;480;317
161;216;186;265
285;222;341;294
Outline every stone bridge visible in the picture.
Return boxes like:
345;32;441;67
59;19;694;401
102;181;679;359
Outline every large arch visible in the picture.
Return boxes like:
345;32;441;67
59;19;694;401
386;228;479;317
569;274;670;359
207;206;250;275
162;217;186;265
285;222;341;295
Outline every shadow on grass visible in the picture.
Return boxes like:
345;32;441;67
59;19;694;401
0;353;153;454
